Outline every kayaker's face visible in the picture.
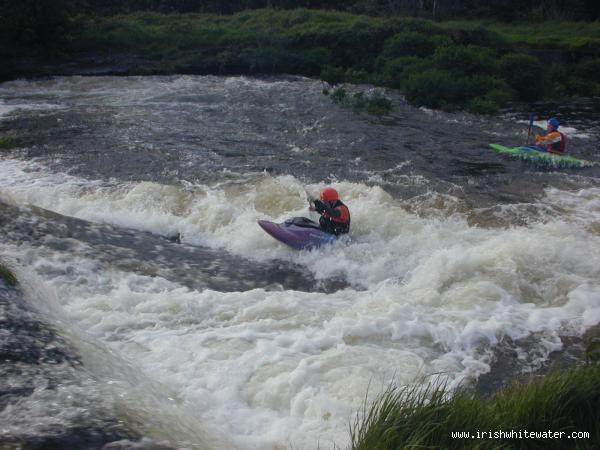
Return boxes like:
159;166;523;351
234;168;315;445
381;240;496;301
547;123;556;132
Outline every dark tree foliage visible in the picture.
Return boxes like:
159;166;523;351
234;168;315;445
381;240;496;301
0;0;76;56
73;0;600;20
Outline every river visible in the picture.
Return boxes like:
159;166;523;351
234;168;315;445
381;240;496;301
1;75;600;449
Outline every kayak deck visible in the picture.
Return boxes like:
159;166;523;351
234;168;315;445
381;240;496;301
258;217;337;250
489;144;597;168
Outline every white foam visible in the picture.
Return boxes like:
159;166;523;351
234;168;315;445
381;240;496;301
3;234;600;448
0;100;62;119
2;157;600;448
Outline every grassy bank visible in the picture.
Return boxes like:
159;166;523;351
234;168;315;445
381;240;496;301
63;10;600;114
350;364;600;449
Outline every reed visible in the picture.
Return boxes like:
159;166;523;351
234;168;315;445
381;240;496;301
350;365;600;450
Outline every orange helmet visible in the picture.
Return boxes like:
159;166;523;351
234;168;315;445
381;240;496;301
320;187;339;202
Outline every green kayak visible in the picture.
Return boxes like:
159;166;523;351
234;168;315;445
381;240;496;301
489;144;598;169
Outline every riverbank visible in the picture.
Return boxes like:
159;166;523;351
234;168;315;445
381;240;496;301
3;10;600;113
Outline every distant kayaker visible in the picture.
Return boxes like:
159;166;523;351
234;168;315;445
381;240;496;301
309;187;350;235
534;117;566;153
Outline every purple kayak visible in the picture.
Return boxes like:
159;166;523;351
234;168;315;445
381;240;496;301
258;217;337;250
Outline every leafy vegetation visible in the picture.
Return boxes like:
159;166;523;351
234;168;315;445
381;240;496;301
24;1;600;21
351;364;600;450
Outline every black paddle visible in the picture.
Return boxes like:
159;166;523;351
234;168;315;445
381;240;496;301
525;112;535;145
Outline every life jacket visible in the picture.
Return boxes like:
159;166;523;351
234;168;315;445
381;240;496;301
319;200;350;235
538;130;566;153
549;131;566;153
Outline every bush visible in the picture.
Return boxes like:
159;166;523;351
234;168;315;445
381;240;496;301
292;47;332;75
448;26;505;49
0;0;73;56
345;67;371;84
404;69;464;110
465;96;500;114
499;53;545;101
574;58;600;83
240;46;292;73
391;17;443;35
382;32;437;58
380;56;429;89
464;74;511;99
320;65;346;85
566;77;598;96
486;88;512;105
366;94;393;116
433;45;499;76
405;69;510;111
330;85;347;103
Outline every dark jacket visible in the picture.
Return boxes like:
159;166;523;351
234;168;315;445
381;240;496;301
313;199;350;235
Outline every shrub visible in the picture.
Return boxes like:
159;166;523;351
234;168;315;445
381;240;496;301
574;58;600;83
366;94;393;116
292;47;332;75
0;0;73;56
405;70;510;111
566;77;598;96
463;74;511;99
382;32;437;58
448;26;505;49
330;85;347;103
381;56;429;89
499;53;545;101
465;96;500;114
240;46;292;73
391;17;442;35
345;67;371;84
404;69;464;109
486;88;512;105
320;65;346;85
433;45;499;76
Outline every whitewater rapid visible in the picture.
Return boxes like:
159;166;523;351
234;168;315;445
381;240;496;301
1;76;600;449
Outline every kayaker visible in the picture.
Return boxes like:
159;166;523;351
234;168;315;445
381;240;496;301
534;117;566;153
309;187;350;235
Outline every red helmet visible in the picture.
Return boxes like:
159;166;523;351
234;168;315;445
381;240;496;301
320;187;339;202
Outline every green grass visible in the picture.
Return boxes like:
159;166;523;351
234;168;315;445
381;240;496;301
350;364;600;449
0;263;17;287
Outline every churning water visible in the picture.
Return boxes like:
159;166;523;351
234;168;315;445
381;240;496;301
1;75;600;449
